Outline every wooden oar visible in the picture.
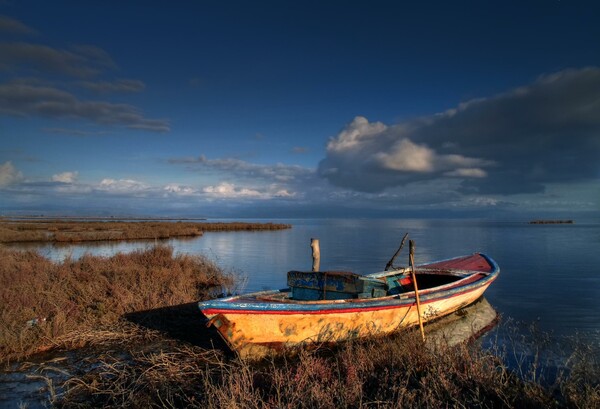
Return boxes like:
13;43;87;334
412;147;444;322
409;240;425;342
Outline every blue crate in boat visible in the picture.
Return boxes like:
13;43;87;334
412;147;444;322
287;271;387;301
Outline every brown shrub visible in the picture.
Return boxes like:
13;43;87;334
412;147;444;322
57;331;600;408
0;246;233;362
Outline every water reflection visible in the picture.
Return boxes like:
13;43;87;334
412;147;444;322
4;239;167;262
5;218;600;337
426;297;498;348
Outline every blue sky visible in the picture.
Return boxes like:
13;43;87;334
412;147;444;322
1;1;599;218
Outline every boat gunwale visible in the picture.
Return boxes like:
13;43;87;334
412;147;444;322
198;253;499;313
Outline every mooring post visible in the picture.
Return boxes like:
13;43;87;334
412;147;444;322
311;238;320;272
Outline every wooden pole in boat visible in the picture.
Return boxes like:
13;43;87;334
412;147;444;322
311;238;320;272
409;240;425;342
385;232;409;271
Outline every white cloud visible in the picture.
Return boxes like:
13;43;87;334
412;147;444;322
319;68;600;195
0;161;24;186
200;182;298;200
274;189;295;198
319;116;493;192
167;155;317;202
52;171;78;183
98;178;149;192
202;182;264;199
164;183;197;196
466;197;500;207
444;168;487;178
326;116;388;152
375;138;436;172
167;155;317;203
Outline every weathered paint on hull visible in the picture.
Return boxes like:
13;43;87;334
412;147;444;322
200;253;499;359
204;282;491;359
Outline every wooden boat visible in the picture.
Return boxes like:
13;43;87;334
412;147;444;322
198;253;499;359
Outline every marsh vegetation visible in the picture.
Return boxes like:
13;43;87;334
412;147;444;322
0;246;234;361
0;219;291;243
1;246;598;408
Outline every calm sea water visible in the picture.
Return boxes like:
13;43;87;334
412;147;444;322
11;218;600;340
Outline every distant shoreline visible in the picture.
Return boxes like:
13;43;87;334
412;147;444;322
1;215;208;222
0;218;291;243
528;219;574;224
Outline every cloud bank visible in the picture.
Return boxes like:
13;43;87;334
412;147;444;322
0;16;168;133
318;68;600;195
167;155;314;201
0;83;169;132
169;155;314;184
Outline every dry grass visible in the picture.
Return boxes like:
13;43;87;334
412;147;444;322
0;219;291;243
2;243;597;408
0;245;234;362
56;329;600;408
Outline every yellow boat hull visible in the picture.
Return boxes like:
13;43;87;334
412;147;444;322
204;283;490;359
200;253;499;359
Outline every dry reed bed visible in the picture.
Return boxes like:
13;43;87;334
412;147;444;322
58;329;599;408
0;246;234;362
0;220;291;243
1;246;598;408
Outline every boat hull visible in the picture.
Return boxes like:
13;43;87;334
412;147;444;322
199;253;499;359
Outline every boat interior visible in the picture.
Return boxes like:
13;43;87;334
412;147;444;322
285;270;466;301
